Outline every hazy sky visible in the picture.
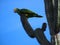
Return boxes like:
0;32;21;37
0;0;51;45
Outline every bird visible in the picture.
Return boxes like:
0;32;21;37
14;8;43;18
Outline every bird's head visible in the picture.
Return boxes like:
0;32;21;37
14;8;21;13
14;8;29;17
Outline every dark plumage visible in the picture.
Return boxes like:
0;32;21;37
14;8;43;18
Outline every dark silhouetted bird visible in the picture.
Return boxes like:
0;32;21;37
14;8;43;18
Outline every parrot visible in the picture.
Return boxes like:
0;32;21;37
14;8;43;18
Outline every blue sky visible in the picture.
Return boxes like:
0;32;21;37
0;0;51;45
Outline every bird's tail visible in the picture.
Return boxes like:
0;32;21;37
35;15;43;18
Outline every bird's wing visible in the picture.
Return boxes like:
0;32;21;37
21;9;35;14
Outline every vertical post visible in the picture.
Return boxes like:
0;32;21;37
52;0;58;45
44;0;59;45
55;0;60;45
